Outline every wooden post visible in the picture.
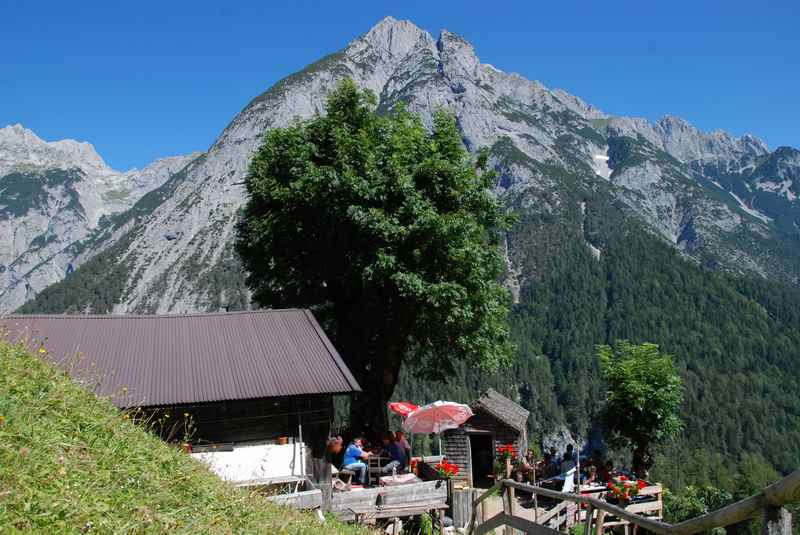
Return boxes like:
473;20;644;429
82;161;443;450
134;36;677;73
505;459;514;535
439;508;445;534
584;505;595;535
303;417;332;511
505;462;516;532
507;486;517;535
502;482;511;535
595;510;606;535
533;465;539;523
763;506;792;535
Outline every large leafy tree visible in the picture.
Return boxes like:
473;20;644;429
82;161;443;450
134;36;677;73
597;341;683;477
236;80;515;429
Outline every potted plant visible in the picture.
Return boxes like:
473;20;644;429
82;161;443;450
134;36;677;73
496;443;518;479
435;458;459;499
606;476;647;506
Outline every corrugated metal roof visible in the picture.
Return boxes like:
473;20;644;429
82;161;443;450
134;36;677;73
1;310;361;408
471;388;529;432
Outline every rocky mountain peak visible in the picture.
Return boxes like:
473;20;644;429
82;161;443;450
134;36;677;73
0;123;112;177
437;29;481;79
741;134;770;156
355;16;435;59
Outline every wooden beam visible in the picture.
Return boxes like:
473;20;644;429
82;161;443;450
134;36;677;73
476;512;564;535
503;480;672;535
671;470;800;535
329;487;381;513
265;489;322;509
468;480;503;535
381;480;448;506
502;469;800;535
625;501;663;514
538;501;568;525
474;480;503;506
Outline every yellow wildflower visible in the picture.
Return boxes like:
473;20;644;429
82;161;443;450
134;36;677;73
38;347;47;354
0;415;5;425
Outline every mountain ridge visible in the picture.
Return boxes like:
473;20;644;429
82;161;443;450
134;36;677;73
0;123;198;312
9;17;800;315
10;16;800;487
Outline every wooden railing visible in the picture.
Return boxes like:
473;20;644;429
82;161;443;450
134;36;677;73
468;470;800;535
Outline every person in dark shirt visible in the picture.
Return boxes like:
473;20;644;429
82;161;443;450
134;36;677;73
380;432;407;474
327;436;344;468
599;460;615;482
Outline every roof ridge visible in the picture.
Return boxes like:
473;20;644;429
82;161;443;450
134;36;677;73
2;309;304;320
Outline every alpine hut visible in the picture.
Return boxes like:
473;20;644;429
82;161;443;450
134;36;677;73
441;388;529;488
0;310;361;490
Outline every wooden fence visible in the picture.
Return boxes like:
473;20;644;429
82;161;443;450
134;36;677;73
468;470;800;535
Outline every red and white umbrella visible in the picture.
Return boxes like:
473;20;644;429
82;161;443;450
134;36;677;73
388;401;418;418
402;401;474;434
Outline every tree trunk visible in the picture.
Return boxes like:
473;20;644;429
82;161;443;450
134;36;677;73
330;289;409;437
348;348;403;436
632;442;653;479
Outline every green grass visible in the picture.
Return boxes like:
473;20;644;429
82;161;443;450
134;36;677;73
0;341;372;534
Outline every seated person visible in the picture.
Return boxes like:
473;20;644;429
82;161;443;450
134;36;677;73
582;465;598;485
547;447;560;473
518;449;537;481
560;444;577;473
541;452;555;477
395;430;412;459
327;436;344;467
598;460;614;482
380;433;407;474
342;436;371;484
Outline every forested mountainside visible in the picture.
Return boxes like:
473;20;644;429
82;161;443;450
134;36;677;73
12;17;800;492
393;178;800;490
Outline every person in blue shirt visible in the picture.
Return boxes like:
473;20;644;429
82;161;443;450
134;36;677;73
342;436;371;484
380;433;407;474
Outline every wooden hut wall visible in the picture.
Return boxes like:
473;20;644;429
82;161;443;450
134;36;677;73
441;429;471;486
468;409;521;456
149;395;334;444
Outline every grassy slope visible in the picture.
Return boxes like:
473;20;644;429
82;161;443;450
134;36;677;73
0;341;369;534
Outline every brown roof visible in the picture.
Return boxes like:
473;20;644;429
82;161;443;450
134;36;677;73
472;388;529;432
1;310;361;408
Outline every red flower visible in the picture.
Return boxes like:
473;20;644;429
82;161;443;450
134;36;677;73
637;480;647;490
619;475;628;481
435;459;459;478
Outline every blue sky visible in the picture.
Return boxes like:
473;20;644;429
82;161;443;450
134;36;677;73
2;0;798;170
